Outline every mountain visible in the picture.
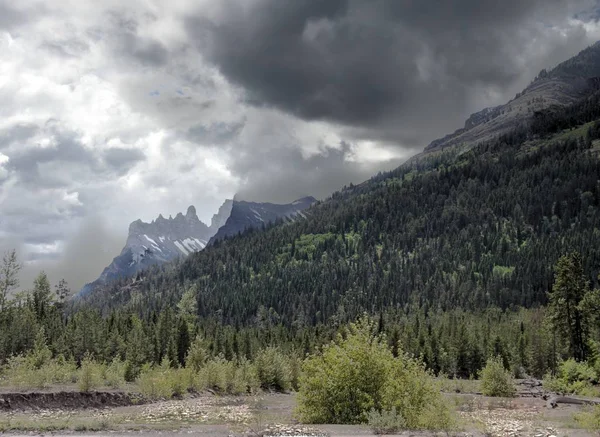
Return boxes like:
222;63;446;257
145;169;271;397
77;197;315;297
80;43;600;330
423;42;600;154
209;199;233;233
77;206;213;296
208;196;317;245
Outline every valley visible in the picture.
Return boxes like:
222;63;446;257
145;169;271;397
3;21;600;437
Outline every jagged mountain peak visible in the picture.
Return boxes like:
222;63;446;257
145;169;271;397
78;206;212;297
186;205;197;219
208;196;317;245
77;196;316;297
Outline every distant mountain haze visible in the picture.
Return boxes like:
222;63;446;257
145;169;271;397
76;196;315;297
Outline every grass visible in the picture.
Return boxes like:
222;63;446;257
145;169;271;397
0;415;116;432
437;376;481;394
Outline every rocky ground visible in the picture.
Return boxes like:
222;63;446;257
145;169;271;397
0;386;597;436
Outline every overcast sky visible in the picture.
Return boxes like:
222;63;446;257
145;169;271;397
2;0;600;291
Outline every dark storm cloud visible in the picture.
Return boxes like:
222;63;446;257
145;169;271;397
186;0;593;147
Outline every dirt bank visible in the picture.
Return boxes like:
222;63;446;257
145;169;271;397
0;391;146;411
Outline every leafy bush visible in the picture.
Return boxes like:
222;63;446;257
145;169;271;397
255;347;292;391
480;357;516;397
77;354;103;392
136;360;177;400
368;407;406;434
185;335;208;371
1;354;77;389
105;357;126;388
543;359;597;395
199;356;228;392
297;317;452;429
236;358;261;394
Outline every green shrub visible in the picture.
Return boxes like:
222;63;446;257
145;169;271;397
1;354;78;389
105;357;126;388
543;359;596;395
200;356;228;392
255;347;292;391
368;407;406;434
575;405;600;431
136;361;174;400
236;358;261;394
297;317;452;429
185;336;208;371
135;358;195;400
77;354;103;392
480;357;516;397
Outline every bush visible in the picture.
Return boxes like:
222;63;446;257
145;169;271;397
255;347;292;391
297;317;452;429
136;361;175;400
185;336;208;371
543;359;596;395
105;357;126;388
368;407;406;434
575;405;600;431
480;357;516;397
77;354;103;392
135;358;194;400
199;356;228;392
1;354;78;389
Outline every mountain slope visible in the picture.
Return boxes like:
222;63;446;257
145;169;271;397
423;42;600;154
81;83;600;326
209;196;317;244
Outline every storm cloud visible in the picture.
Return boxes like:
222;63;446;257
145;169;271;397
1;0;600;291
186;0;600;146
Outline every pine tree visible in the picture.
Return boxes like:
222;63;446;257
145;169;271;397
176;318;190;367
547;253;591;361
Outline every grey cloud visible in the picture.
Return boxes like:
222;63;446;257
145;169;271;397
0;2;34;30
233;141;404;203
39;39;90;58
103;147;146;174
105;10;170;67
121;33;170;67
6;130;97;188
0;217;125;293
0;123;39;149
186;0;595;147
186;120;246;145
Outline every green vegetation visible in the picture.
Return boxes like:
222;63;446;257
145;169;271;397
367;407;407;435
297;318;452;430
3;84;600;430
77;354;102;392
543;359;598;395
480;357;516;397
575;405;600;432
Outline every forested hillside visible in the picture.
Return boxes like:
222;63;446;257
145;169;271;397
81;87;600;328
2;70;600;384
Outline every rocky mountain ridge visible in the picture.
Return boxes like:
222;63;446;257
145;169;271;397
423;42;600;154
77;196;315;296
